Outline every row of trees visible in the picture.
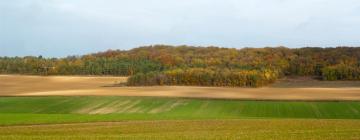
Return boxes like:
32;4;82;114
127;68;279;87
1;45;360;87
322;65;360;81
0;56;161;76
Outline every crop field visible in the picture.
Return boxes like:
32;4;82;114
2;75;360;101
1;96;360;125
0;96;359;139
1;75;360;139
1;120;360;140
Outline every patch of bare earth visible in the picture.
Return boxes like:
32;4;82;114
1;75;360;101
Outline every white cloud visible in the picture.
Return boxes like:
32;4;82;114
1;0;360;56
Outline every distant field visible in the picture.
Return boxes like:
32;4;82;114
0;75;126;95
272;76;360;88
1;120;360;140
0;96;359;125
1;75;360;101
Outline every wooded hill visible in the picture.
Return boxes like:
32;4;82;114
1;45;360;87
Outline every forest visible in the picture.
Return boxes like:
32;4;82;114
1;45;360;87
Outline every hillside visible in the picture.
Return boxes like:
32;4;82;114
1;45;360;87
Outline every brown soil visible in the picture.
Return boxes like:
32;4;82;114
1;75;360;101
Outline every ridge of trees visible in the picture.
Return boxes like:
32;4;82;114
127;68;279;87
1;45;359;87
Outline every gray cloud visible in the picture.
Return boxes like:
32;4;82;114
1;0;360;57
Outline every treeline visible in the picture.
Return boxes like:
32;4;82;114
127;68;279;87
0;56;161;76
1;45;360;87
322;65;360;81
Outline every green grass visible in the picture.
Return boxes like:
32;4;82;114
1;96;360;139
0;96;359;125
0;120;360;140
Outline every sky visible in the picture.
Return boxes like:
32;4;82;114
1;0;360;57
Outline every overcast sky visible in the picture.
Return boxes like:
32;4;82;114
1;0;360;57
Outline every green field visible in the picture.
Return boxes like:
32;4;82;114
1;96;360;139
1;120;360;140
0;96;360;125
